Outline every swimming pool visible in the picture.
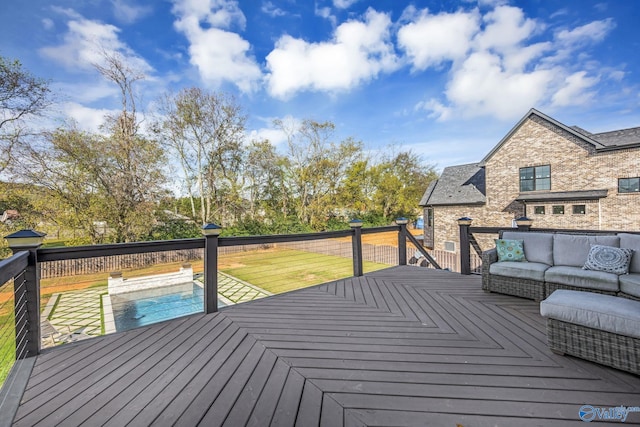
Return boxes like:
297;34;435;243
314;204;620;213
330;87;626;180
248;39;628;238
109;282;224;332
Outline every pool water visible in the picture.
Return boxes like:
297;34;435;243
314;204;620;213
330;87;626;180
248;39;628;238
110;282;224;332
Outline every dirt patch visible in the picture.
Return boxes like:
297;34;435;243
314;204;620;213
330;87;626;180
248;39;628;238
337;228;422;247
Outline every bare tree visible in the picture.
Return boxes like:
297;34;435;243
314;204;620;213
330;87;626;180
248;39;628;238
0;55;51;173
275;119;363;229
154;87;246;225
12;50;166;243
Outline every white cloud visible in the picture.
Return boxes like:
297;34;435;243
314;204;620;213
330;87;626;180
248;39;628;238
397;9;480;70
551;71;599;107
415;98;453;121
474;6;539;52
39;13;153;74
445;51;555;120
502;42;551;72
42;18;54;30
54;81;118;104
247;115;301;147
315;5;337;27
265;9;398;98
261;1;286;17
62;102;118;132
247;127;288;146
476;0;509;7
333;0;359;9
401;4;616;121
172;0;246;30
172;0;262;93
609;70;625;82
111;0;152;24
556;18;615;46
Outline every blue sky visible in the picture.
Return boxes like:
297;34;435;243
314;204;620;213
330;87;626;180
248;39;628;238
1;0;639;171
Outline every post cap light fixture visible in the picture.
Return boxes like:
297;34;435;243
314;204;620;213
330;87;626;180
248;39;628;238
456;217;473;226
4;229;46;249
514;216;533;227
202;223;222;236
349;219;363;228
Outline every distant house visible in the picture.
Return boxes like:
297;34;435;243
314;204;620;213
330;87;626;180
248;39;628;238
0;209;19;224
419;108;640;268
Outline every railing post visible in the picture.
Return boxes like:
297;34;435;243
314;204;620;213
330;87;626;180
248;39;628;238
515;216;533;231
396;218;409;265
349;219;363;277
202;224;221;314
5;229;46;358
457;217;473;275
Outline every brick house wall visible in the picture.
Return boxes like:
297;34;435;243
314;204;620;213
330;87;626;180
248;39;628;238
485;116;640;231
422;110;640;271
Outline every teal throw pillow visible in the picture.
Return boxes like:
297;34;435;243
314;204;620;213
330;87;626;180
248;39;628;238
495;239;527;262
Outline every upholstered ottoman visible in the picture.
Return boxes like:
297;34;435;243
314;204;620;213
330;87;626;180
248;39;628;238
540;290;640;375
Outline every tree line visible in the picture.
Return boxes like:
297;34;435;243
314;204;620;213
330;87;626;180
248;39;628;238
0;52;437;249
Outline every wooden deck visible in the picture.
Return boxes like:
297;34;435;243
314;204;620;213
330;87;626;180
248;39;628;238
10;266;640;426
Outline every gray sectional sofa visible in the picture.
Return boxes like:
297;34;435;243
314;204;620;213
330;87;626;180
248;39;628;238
481;231;640;302
482;230;640;375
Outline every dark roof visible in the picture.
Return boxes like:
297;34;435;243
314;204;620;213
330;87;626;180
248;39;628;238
418;180;437;206
419;163;485;206
591;126;640;149
515;190;608;202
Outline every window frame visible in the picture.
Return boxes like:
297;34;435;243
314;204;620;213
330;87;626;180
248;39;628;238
619;177;640;194
552;205;565;215
520;165;551;192
572;205;586;215
534;206;545;215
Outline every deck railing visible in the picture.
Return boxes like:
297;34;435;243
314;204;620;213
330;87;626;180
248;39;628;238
0;221;438;386
0;252;29;384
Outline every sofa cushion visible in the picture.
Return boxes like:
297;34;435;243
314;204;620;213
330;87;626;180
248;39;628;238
495;239;526;262
619;233;640;274
552;234;620;267
545;266;619;292
502;232;553;265
583;245;634;275
489;261;550;282
540;290;640;339
620;274;640;298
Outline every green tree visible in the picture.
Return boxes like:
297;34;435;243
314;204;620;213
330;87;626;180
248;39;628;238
276;119;363;229
244;138;288;220
372;149;438;220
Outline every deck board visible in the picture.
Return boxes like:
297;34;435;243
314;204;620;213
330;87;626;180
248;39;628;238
10;266;640;426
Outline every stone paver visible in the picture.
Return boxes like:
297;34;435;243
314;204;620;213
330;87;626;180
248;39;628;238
43;272;271;346
46;288;105;338
214;272;272;303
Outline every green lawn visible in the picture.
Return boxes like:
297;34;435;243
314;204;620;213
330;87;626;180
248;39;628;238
0;247;390;387
0;311;15;388
220;248;391;294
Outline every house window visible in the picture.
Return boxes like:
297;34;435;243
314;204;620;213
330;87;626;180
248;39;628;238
572;205;586;215
619;177;640;193
444;241;456;252
534;206;545;215
426;208;433;227
553;205;564;214
519;165;551;192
